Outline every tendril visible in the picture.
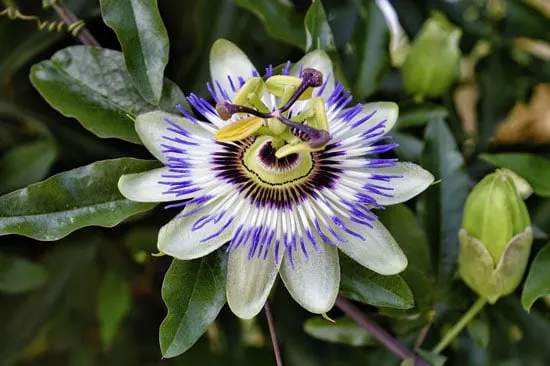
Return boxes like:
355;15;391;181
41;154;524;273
0;6;85;38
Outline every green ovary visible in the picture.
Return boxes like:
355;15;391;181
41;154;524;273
243;136;314;186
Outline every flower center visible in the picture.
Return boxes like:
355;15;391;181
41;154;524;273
243;136;314;186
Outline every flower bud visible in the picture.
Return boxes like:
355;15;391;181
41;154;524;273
459;169;532;303
401;12;462;100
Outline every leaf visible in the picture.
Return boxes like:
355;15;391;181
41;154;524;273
0;254;48;294
339;254;413;309
481;153;550;197
100;0;169;104
304;0;336;51
353;0;391;99
521;243;550;312
304;0;350;89
467;317;490;348
160;252;228;358
0;240;96;365
0;140;58;195
0;158;158;241
378;204;431;274
416;349;447;366
393;132;424;163
421;119;469;298
97;271;132;351
397;104;449;129
30;46;186;144
235;0;305;49
303;316;377;346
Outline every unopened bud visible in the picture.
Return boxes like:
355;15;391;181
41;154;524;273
401;12;462;100
459;169;533;303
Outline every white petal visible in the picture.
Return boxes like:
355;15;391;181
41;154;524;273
370;162;434;206
210;39;257;98
135;110;210;163
280;245;339;314
290;50;335;100
158;204;235;260
335;102;399;140
226;246;281;319
338;219;407;275
118;167;180;202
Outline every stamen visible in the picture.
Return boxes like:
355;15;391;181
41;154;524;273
279;68;323;114
215;101;272;120
277;115;330;148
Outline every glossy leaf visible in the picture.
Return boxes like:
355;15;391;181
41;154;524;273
303;316;377;346
0;158;158;241
421;119;469;297
339;254;413;309
397;104;449;129
378;204;431;274
393;132;424;163
0;254;48;294
100;0;169;104
0;241;96;365
522;243;550;312
304;0;335;51
160;252;228;358
235;0;305;49
97;271;132;350
0;140;58;195
353;0;391;99
30;46;185;144
303;0;350;89
481;154;550;197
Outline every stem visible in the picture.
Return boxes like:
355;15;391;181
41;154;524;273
264;303;284;366
52;1;100;47
336;296;430;366
432;297;487;353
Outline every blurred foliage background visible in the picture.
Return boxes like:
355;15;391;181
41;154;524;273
0;0;549;365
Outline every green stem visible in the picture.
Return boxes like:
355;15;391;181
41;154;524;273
432;297;487;353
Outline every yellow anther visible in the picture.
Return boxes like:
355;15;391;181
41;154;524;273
215;117;264;142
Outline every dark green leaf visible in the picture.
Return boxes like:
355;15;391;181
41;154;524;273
0;140;58;195
235;0;305;49
353;0;391;99
481;153;550;197
467;317;490;349
303;316;377;346
97;271;132;351
397;104;449;129
100;0;169;104
340;254;413;309
0;158;158;241
0;240;96;365
30;46;185;144
304;0;335;51
304;0;350;89
378;204;431;274
501;0;550;42
393;132;424;163
160;252;228;358
522;243;550;312
0;254;48;294
416;349;447;366
421;119;469;298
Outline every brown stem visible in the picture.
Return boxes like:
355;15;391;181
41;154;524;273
335;296;430;366
52;1;100;47
264;303;284;366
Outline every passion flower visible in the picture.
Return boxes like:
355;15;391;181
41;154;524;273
118;39;434;319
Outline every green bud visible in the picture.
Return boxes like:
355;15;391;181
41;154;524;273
401;12;462;100
459;169;533;303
